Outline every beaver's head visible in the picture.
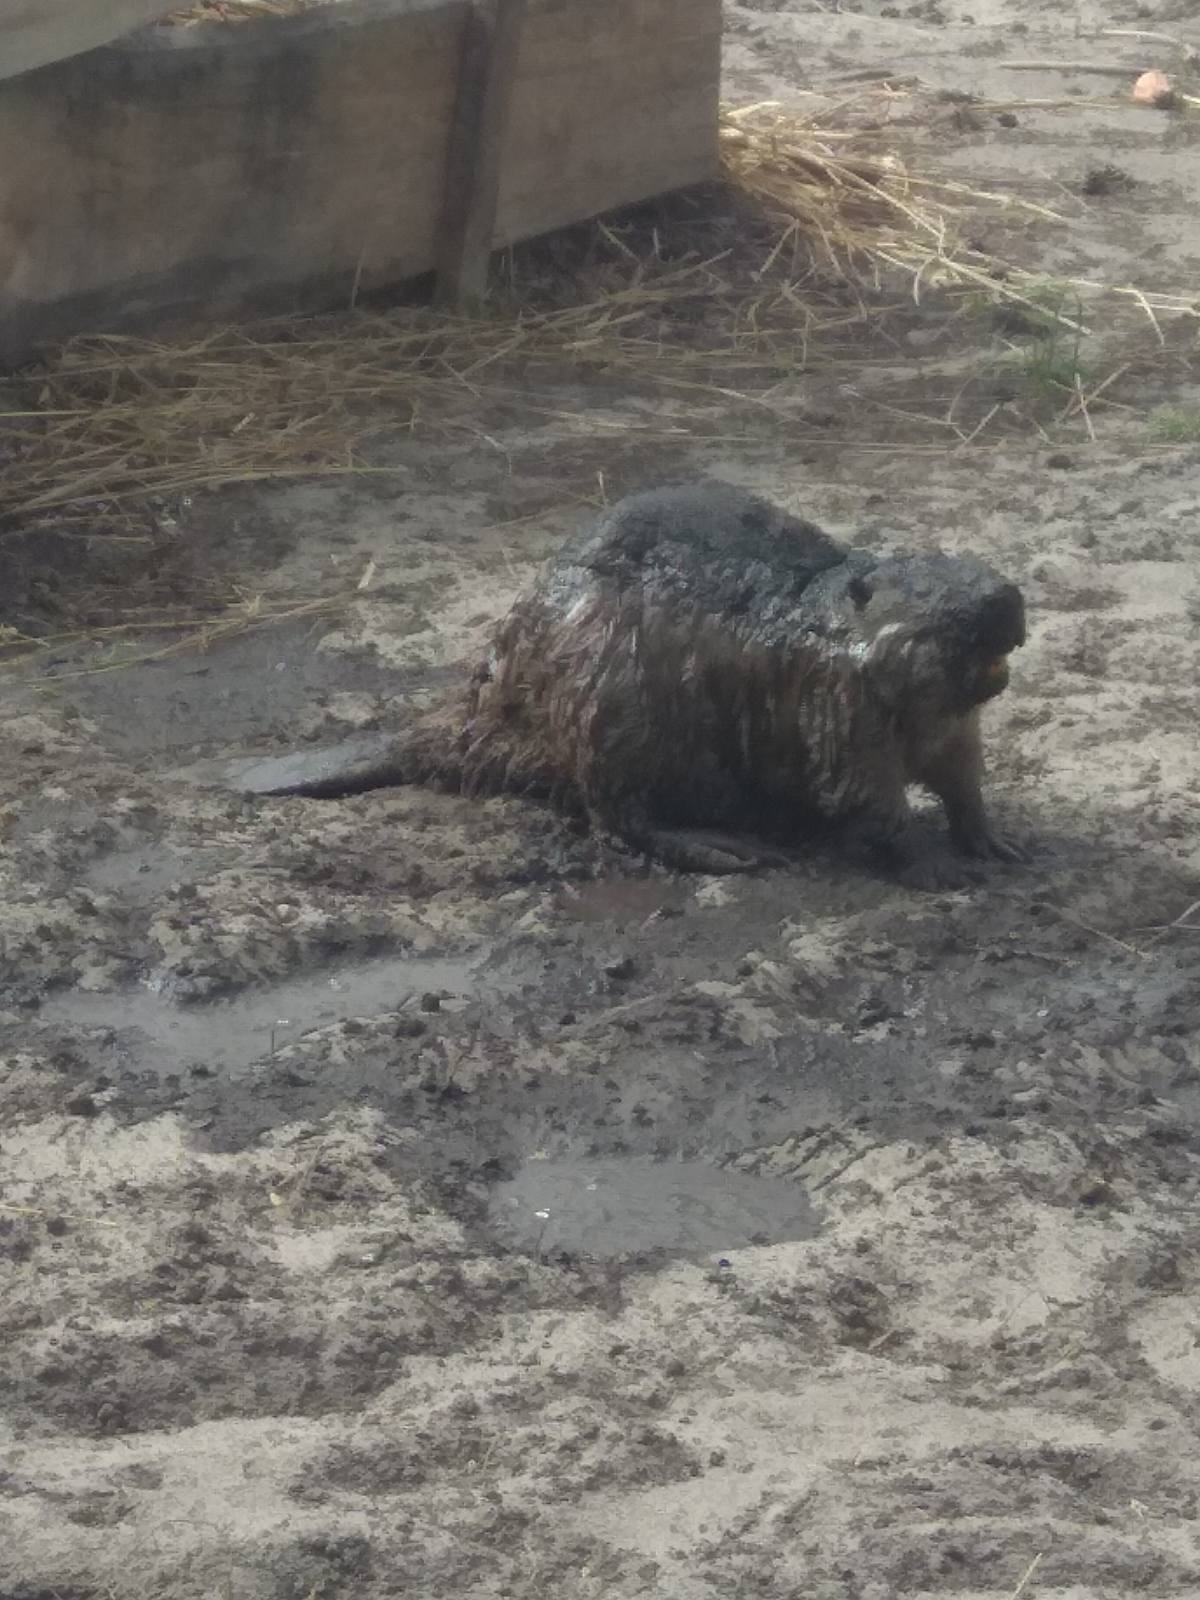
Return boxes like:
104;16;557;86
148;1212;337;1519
843;551;1026;714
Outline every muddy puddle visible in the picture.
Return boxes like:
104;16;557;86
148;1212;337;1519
82;840;238;904
40;949;522;1080
488;1154;820;1258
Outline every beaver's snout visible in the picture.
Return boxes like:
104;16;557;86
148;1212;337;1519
975;584;1026;656
950;582;1025;707
974;653;1012;702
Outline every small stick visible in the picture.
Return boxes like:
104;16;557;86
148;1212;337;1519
562;990;673;1035
944;373;973;433
1130;289;1166;345
955;401;1001;450
867;1326;900;1352
999;61;1144;78
1072;372;1097;442
973;97;1126;111
828;68;919;86
1008;1553;1043;1599
348;241;368;311
0;1203;120;1228
1052;906;1146;959
1139;896;1200;946
1159;896;1200;928
1058;362;1130;422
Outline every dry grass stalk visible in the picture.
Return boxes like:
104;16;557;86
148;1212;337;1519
165;1;309;24
720;103;1196;322
0;589;353;676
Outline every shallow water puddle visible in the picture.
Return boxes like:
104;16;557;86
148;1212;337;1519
41;951;514;1080
82;841;238;904
488;1155;820;1258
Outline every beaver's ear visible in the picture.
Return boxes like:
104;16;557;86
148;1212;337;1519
847;575;873;610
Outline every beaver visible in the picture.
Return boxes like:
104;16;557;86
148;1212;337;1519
227;482;1028;886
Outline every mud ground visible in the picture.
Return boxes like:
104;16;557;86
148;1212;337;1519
5;3;1200;1597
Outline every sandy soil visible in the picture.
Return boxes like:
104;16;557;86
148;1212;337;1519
5;3;1200;1597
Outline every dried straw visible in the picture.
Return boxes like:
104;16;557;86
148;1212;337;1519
165;1;311;24
1;98;1195;652
720;102;1196;323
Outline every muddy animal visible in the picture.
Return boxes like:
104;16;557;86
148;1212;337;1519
228;482;1028;886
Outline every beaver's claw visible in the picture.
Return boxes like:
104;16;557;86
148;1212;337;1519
955;826;1031;865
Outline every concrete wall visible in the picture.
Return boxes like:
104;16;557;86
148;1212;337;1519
0;0;722;364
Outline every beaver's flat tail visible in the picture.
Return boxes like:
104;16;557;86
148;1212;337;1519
227;733;404;797
204;721;456;799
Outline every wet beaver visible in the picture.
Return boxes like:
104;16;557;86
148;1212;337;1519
229;482;1028;885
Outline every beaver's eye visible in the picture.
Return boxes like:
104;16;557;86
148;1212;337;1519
848;575;873;610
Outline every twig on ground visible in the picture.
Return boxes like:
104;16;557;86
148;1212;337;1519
1008;1553;1043;1599
1072;372;1097;442
1050;907;1147;959
998;61;1147;78
1138;897;1200;945
1057;362;1130;424
0;1202;121;1228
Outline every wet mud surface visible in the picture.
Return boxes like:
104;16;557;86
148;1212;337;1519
6;2;1200;1597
